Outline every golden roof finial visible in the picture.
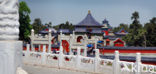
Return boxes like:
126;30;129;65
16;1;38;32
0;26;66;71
88;10;91;14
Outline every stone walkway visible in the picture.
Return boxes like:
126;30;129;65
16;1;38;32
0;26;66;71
23;64;96;74
22;64;152;74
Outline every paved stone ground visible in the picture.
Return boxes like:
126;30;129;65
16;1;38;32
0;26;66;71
22;64;153;74
23;64;97;74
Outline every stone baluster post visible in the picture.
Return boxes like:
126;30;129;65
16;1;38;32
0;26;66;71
26;44;30;57
113;51;121;74
135;53;142;74
58;46;64;68
72;31;75;42
25;44;30;63
0;0;23;74
83;36;87;57
31;29;34;51
94;36;98;49
69;34;73;55
94;49;100;73
76;47;81;69
41;45;46;65
39;44;41;52
48;29;52;53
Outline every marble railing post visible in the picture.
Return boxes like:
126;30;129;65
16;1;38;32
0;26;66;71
72;31;75;42
31;29;34;51
94;36;98;49
42;45;46;65
25;44;30;63
48;30;52;53
135;53;142;74
83;36;87;57
58;45;63;68
113;51;121;74
0;0;23;74
94;49;100;73
76;47;81;69
26;44;30;57
38;44;41;52
69;34;73;55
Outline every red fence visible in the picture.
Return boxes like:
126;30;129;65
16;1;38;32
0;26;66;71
99;49;156;54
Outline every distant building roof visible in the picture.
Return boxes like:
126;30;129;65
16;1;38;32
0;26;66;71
75;10;102;27
58;29;71;33
40;28;57;34
91;29;102;34
103;36;117;40
102;19;112;29
115;28;128;35
75;28;86;32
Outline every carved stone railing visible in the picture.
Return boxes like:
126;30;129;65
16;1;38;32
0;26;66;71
23;44;156;74
0;0;19;40
0;0;23;74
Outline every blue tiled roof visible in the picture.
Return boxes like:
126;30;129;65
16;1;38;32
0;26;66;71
88;55;156;62
98;46;156;50
58;29;71;33
115;28;128;35
91;29;102;33
75;28;86;32
76;12;102;26
103;36;117;40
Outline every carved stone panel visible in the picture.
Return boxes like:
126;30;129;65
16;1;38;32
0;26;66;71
0;0;19;40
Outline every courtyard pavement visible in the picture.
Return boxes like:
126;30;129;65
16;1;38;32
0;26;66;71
23;64;97;74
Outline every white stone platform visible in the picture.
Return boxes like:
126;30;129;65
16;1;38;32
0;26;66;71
0;41;22;74
23;64;112;74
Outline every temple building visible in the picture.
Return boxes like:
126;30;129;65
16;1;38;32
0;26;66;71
115;28;128;38
74;10;103;43
75;10;103;34
37;10;127;52
72;10;126;47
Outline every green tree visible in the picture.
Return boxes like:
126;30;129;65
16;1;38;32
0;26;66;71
19;1;32;42
53;21;74;30
144;17;156;46
123;11;143;46
45;22;52;28
32;18;46;34
138;28;147;47
113;23;129;33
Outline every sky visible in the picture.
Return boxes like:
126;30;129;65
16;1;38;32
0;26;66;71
19;0;156;27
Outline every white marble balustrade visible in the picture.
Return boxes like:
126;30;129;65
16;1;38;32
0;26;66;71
23;44;156;74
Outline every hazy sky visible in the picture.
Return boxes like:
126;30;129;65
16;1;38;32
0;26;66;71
19;0;156;27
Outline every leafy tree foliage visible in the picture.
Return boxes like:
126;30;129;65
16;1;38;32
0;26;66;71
123;11;143;46
121;11;156;47
32;18;46;34
115;12;156;47
45;22;52;28
53;21;74;30
113;23;129;33
19;1;32;42
144;17;156;46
